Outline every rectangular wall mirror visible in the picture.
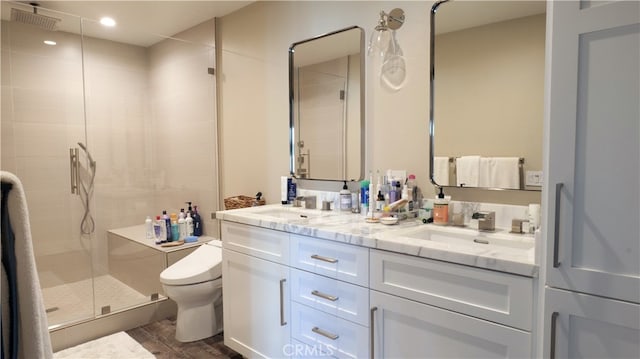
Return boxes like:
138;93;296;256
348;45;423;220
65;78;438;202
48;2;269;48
289;26;365;181
430;0;546;191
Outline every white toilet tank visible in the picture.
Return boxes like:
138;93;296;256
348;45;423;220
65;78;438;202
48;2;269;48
160;241;222;286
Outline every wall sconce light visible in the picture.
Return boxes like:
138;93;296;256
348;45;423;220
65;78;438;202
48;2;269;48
367;8;405;58
368;8;407;91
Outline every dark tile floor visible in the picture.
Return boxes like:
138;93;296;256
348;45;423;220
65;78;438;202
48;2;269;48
127;317;241;359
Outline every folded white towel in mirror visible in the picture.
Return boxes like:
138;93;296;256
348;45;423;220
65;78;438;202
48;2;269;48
433;157;450;186
456;155;481;187
478;157;520;189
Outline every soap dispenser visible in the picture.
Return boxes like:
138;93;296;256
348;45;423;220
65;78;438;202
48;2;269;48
433;187;449;225
340;181;352;211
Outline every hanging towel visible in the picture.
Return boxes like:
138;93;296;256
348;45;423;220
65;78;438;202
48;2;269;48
478;157;520;189
1;171;53;359
433;157;450;186
455;156;481;187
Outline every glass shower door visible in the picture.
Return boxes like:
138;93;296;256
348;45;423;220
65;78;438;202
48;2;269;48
0;2;95;327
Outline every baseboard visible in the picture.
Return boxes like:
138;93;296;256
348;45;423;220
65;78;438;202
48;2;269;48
50;298;177;352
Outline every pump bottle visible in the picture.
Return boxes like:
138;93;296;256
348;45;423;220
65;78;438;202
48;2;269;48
433;187;450;225
340;181;352;211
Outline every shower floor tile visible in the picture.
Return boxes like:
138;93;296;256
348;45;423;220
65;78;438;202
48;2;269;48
42;274;162;327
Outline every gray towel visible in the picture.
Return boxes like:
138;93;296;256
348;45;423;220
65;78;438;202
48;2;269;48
1;171;53;359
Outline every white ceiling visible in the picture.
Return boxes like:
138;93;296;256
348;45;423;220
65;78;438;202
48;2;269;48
3;1;253;47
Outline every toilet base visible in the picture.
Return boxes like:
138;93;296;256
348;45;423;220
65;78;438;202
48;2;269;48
175;301;223;342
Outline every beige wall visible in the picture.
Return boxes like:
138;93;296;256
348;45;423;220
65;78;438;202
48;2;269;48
219;1;542;205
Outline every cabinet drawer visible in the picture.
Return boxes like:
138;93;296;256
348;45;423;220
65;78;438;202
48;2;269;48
288;339;336;359
221;222;289;265
370;249;533;331
291;268;369;326
291;302;369;359
290;235;368;286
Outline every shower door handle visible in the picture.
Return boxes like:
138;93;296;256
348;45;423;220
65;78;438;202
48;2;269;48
69;148;79;195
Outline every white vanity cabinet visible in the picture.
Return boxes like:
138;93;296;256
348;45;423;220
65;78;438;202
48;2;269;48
221;223;290;359
289;234;370;359
370;249;534;358
542;1;640;357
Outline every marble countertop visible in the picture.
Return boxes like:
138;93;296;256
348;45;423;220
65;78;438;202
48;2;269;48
217;204;538;277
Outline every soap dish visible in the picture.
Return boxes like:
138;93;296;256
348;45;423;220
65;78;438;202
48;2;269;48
379;217;399;225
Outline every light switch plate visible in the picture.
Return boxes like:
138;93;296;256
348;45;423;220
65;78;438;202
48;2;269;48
525;171;543;187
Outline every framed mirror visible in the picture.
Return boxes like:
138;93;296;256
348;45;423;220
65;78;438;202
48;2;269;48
289;26;365;181
429;0;546;191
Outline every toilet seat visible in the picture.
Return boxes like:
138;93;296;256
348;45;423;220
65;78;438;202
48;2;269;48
160;241;222;286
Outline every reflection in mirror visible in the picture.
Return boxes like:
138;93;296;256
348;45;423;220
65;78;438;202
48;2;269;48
289;26;364;181
430;0;545;191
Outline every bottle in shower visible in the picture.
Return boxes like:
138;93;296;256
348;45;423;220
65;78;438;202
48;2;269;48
170;213;179;241
192;205;203;236
162;210;172;241
185;212;194;236
145;216;154;240
153;215;166;244
178;210;187;240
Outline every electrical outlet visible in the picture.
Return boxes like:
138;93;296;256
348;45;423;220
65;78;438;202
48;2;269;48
525;171;543;187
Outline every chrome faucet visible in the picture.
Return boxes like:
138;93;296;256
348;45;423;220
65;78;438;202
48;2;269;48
293;196;317;209
473;211;495;231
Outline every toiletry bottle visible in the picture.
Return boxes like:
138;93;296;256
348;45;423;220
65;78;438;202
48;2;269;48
407;174;417;210
340;181;352;211
376;191;385;212
153;215;165;244
281;176;289;204
178;210;187;240
287;177;297;204
162;210;172;241
145;216;154;240
401;183;409;210
185;212;194;236
360;179;370;214
433;187;450;225
192;205;203;236
170;213;179;241
389;180;399;203
185;202;193;216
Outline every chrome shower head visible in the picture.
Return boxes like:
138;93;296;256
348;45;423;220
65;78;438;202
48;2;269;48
10;5;61;31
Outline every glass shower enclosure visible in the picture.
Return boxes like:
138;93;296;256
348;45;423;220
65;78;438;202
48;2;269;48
1;1;219;329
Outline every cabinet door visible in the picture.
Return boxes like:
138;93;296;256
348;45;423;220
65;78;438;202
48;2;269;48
545;0;640;302
222;248;290;358
544;287;640;359
370;290;531;359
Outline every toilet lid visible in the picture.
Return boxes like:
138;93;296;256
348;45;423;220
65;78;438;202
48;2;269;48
160;241;222;285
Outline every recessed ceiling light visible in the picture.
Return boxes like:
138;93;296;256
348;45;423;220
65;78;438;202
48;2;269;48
44;40;57;46
100;17;116;27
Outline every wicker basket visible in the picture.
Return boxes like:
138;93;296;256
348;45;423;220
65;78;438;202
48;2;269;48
224;195;266;210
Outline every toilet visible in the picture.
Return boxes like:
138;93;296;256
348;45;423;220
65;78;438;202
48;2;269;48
160;240;223;342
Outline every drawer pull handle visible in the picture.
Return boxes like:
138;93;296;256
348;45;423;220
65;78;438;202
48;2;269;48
550;311;559;359
553;183;563;268
312;326;339;340
311;290;339;302
279;279;287;326
370;307;378;359
311;254;338;263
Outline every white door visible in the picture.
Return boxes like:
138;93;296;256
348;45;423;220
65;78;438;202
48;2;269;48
370;290;531;358
222;248;290;358
545;0;640;303
545;287;640;358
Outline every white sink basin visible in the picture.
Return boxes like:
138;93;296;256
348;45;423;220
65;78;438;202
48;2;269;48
396;225;535;253
246;207;330;221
